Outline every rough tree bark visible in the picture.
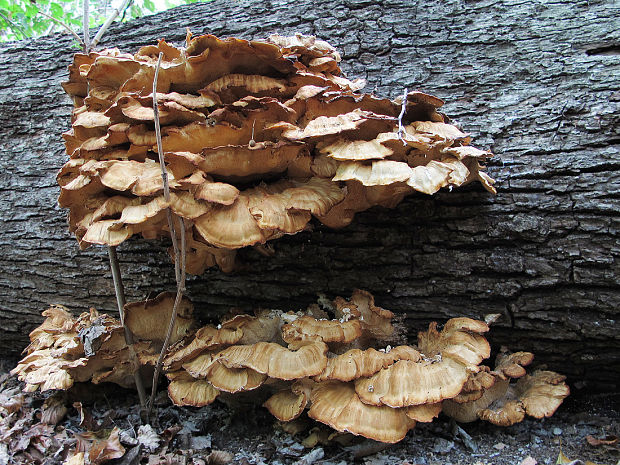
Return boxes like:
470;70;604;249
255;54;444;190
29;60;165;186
0;0;618;390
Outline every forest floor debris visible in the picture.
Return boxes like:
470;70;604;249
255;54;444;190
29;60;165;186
1;361;618;465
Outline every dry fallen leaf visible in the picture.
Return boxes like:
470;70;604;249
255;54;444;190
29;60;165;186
521;456;537;465
586;434;619;447
41;394;68;425
64;451;86;465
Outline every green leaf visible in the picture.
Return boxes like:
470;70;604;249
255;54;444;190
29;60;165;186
143;0;155;12
0;0;9;9
49;2;63;18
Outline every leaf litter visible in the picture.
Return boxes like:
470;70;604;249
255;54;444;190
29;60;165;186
1;362;618;465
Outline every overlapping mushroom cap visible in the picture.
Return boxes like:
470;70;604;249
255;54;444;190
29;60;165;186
14;292;569;443
59;33;495;273
442;349;570;426
10;306;158;391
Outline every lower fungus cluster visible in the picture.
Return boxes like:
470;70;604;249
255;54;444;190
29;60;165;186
58;33;496;274
12;290;569;444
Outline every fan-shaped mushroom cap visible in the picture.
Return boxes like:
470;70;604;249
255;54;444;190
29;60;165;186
355;357;469;407
450;366;497;403
81;220;133;246
166;143;305;181
341;289;395;342
308;382;416;443
478;399;527;427
492;350;535;380
313;346;420;382
442;378;511;423
164;325;243;371
513;370;570;419
193;190;267;249
194;178;344;249
282;109;392;141
220;311;283;345
29;305;75;341
417;318;490;368
216;341;328;380
267;33;341;62
317;138;394;161
405;403;443;423
11;351;87;392
167;371;220;407
180;349;267;393
410;121;469;142
281;316;362;345
124;292;194;344
333;160;413;186
444;369;569;426
264;379;313;421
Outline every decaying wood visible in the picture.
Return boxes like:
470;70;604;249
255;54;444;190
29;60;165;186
0;0;618;390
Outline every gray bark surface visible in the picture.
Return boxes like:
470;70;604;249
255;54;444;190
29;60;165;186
0;0;618;390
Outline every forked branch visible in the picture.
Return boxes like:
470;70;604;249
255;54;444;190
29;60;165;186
148;52;188;416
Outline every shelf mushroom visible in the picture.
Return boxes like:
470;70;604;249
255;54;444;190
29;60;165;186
58;33;496;273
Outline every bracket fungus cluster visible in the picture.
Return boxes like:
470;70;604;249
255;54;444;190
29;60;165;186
13;31;569;448
14;291;569;444
59;32;495;273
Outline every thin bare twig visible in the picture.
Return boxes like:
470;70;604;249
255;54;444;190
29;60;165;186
148;52;187;416
91;0;131;49
107;246;147;408
36;10;84;47
83;0;90;53
0;12;28;39
397;87;408;146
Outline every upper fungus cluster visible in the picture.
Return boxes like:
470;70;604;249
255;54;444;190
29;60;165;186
12;290;569;443
59;33;496;273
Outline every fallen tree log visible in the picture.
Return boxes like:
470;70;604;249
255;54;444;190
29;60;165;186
0;0;617;391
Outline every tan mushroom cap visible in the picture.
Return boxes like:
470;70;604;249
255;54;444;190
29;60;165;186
513;370;570;419
81;220;133;246
194;180;240;205
478;399;527;427
405;403;443;423
317;138;394;161
308;382;416;443
217;341;328;380
281;316;362;345
410;121;469;142
207;362;267;393
264;380;312;422
282;109;392;141
417;318;490;368
442;378;511;423
344;289;395;341
124;292;194;344
492;350;535;380
220;311;283;345
167;371;220;407
194;177;344;249
166;143;305;181
444;369;569;426
450;366;497;403
313;346;420;382
164;325;243;371
355;356;469;407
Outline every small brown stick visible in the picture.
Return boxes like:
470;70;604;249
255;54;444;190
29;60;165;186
36;10;84;48
91;0;131;49
148;52;187;416
397;87;408;146
83;0;90;53
107;246;147;409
